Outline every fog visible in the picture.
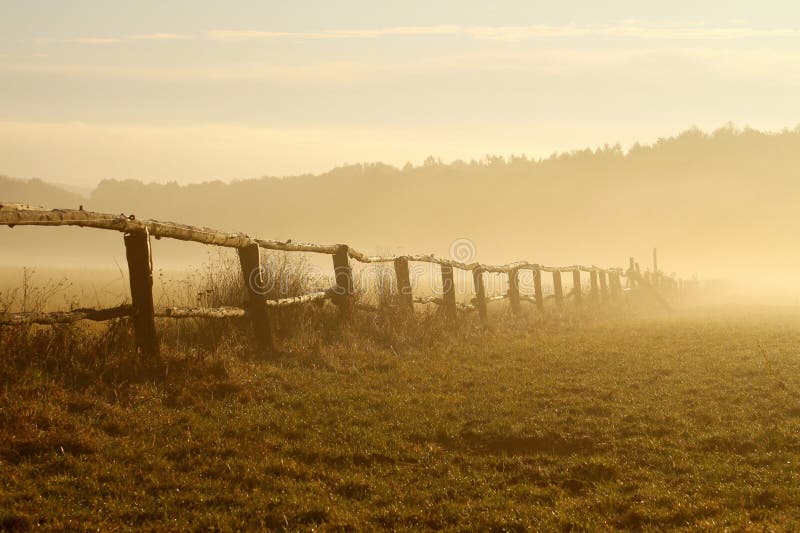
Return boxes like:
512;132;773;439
3;125;800;305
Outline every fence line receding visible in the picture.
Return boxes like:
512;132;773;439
0;203;687;357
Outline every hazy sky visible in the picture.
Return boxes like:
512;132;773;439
3;0;800;187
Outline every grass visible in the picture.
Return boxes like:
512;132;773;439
2;302;800;530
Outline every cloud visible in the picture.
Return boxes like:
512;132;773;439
63;37;126;44
5;46;800;84
58;33;192;44
0;61;401;86
128;33;192;41
44;24;800;47
208;26;464;42
209;24;800;43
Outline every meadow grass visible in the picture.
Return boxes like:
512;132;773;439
2;301;800;531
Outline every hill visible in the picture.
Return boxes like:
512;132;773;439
0;176;85;208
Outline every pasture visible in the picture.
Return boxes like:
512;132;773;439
2;305;800;530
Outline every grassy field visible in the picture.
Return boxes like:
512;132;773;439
2;305;800;530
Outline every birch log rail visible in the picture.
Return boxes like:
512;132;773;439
0;304;134;325
0;203;686;357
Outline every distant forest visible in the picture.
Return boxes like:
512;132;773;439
2;125;800;282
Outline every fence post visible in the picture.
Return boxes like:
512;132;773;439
572;269;582;304
533;268;544;310
473;268;488;323
611;272;623;298
653;248;658;275
589;268;600;301
124;229;159;359
507;268;521;315
552;270;563;306
332;244;353;314
238;243;276;351
652;248;660;287
393;258;413;314
599;270;609;300
440;264;457;320
628;257;636;289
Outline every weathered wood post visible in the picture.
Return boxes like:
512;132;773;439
628;257;636;289
653;250;662;287
393;258;413;314
572;269;582;304
599;270;609;300
653;248;658;276
238;243;276;351
473;268;489;323
590;269;599;301
507;268;521;315
124;229;159;359
611;272;623;298
552;270;563;306
440;264;457;320
332;244;353;314
533;268;544;310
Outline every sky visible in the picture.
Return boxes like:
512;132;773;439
3;0;800;187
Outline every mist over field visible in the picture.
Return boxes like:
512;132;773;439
3;122;800;310
3;125;800;297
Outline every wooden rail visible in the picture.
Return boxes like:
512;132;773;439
0;203;685;356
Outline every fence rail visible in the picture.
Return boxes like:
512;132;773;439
0;202;684;357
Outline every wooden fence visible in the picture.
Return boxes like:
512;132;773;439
0;203;683;357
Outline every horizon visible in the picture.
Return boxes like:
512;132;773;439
4;122;798;189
